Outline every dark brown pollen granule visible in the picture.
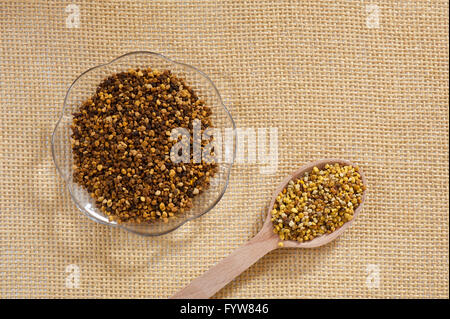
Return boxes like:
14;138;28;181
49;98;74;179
70;67;218;224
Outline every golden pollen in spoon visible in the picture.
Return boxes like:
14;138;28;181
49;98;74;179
271;163;366;243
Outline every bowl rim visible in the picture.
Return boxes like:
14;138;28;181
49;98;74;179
51;51;237;236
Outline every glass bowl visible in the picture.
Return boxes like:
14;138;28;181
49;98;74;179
52;51;236;236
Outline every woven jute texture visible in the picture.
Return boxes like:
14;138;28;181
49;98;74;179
0;0;448;298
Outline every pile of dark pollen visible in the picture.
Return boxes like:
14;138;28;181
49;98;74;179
71;68;217;223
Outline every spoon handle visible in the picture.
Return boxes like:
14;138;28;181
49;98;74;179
171;229;278;299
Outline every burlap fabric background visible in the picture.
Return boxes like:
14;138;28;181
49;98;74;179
0;1;448;298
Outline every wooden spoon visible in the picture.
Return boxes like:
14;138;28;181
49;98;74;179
171;159;367;299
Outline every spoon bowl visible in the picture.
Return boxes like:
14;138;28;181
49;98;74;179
263;158;367;248
172;159;367;298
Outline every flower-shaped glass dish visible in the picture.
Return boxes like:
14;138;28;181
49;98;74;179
52;51;236;236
